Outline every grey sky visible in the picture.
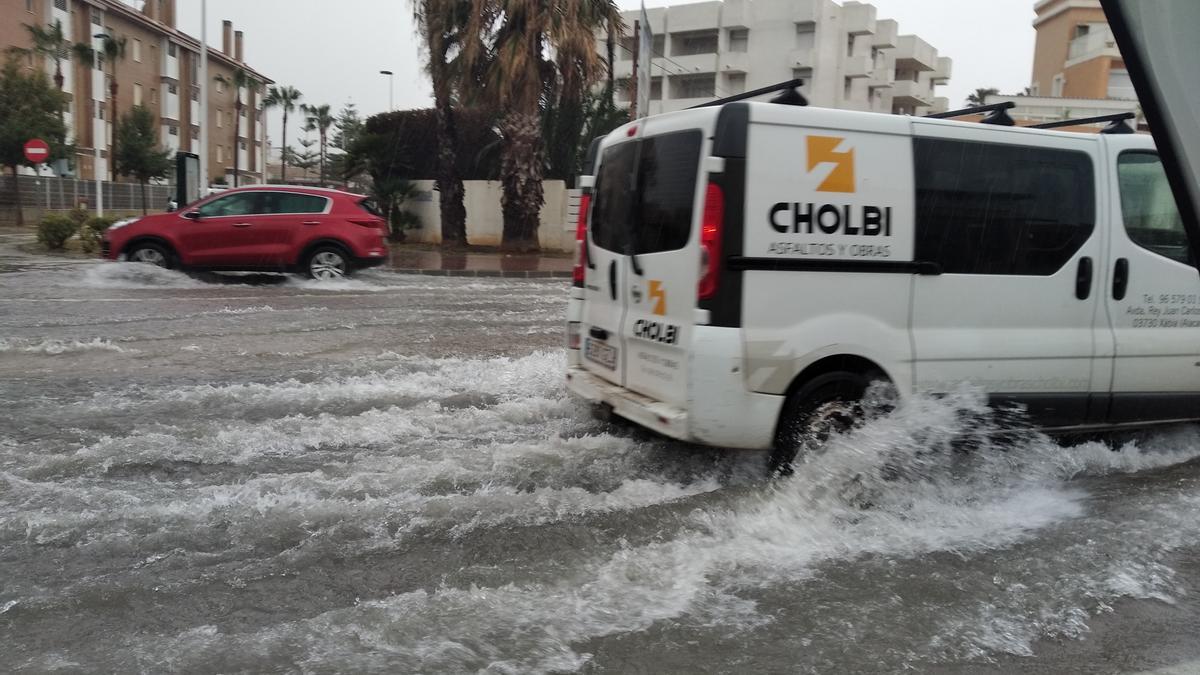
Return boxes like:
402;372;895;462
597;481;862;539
177;0;1037;151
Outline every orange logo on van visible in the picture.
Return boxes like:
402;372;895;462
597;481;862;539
648;280;667;316
807;136;855;193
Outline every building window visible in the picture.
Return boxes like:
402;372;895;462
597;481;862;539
216;109;223;128
914;138;1096;276
1052;74;1065;97
133;39;142;62
844;77;853;100
671;74;715;100
239;141;246;150
726;73;746;95
847;35;856;56
191;126;199;140
168;126;179;136
728;29;748;53
134;83;143;106
216;145;223;162
671;30;718;57
191;86;199;102
1107;69;1136;100
168;83;177;95
1117;151;1192;266
91;11;101;25
55;0;66;10
150;88;158;104
795;21;816;51
168;42;177;58
239;109;246;117
792;67;813;88
26;0;33;13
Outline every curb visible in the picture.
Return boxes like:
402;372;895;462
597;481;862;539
392;268;573;279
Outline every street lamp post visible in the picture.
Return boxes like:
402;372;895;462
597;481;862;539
379;70;394;111
93;32;106;217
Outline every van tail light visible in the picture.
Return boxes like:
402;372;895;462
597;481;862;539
573;192;592;287
698;182;724;300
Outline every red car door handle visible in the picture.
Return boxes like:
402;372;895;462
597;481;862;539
302;220;320;226
232;222;251;228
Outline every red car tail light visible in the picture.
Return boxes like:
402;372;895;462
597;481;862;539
698;182;724;300
573;192;592;287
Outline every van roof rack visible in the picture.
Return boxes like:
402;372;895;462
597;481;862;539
1029;112;1136;134
688;78;808;109
924;101;1016;126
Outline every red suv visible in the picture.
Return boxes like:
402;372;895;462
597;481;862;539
101;186;389;278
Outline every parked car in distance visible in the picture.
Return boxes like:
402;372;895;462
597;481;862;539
101;186;389;279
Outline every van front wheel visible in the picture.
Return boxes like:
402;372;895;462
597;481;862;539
769;370;886;475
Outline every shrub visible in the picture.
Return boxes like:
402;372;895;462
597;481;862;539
77;216;116;254
66;207;89;227
37;214;76;250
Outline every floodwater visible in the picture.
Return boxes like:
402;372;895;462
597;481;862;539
3;232;1200;674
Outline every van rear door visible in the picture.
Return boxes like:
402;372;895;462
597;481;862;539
618;127;706;408
581;137;638;386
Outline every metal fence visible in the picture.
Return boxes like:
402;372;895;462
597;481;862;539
0;174;175;215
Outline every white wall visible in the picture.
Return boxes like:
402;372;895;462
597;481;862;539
403;180;573;251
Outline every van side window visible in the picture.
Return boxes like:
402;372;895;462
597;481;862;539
1117;151;1193;266
914;138;1095;275
635;131;702;254
590;141;637;253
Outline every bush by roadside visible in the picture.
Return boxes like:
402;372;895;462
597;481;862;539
78;215;115;254
37;214;76;250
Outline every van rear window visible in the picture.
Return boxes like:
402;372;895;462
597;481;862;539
590;131;703;255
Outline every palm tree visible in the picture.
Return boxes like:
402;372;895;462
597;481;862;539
75;34;126;182
214;67;258;187
8;21;73;126
301;103;334;187
462;0;621;252
263;85;302;182
413;0;472;248
966;87;1000;106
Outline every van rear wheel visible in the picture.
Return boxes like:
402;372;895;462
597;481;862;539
769;370;887;475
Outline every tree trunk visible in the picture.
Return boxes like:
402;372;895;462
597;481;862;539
140;180;147;215
605;24;615;96
433;84;467;249
281;110;288;182
11;165;24;227
233;100;241;188
498;111;544;252
319;132;326;187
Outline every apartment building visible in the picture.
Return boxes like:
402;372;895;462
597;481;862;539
604;0;952;116
1;0;272;184
1029;0;1131;100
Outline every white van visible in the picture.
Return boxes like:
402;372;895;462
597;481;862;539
565;97;1200;469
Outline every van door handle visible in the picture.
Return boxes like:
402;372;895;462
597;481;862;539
1113;258;1129;300
608;260;618;301
302;220;320;226
232;222;251;228
1075;257;1092;300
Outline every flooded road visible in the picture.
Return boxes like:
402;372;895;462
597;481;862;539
3;233;1200;674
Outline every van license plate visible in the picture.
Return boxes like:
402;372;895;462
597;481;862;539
584;338;617;370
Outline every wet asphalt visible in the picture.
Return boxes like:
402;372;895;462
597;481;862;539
3;230;1200;674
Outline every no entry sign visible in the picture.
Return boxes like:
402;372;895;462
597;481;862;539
23;138;50;164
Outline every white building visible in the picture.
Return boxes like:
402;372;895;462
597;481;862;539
604;0;952;116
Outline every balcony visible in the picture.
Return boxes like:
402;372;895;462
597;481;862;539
844;53;872;78
719;51;749;74
662;52;718;75
868;65;895;89
841;2;877;36
872;19;898;48
1066;27;1120;66
789;47;815;68
894;35;937;72
892;79;932;106
932;57;952;85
